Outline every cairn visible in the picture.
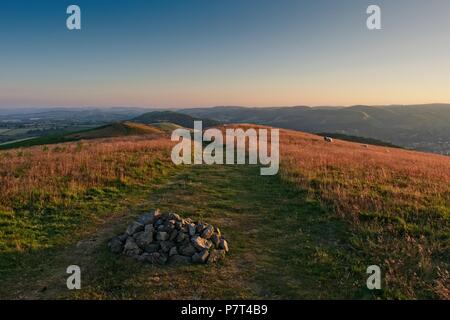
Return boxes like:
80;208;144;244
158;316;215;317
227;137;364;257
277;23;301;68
108;209;229;265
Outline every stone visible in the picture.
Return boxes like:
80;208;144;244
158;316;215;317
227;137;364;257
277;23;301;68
146;252;167;265
135;254;148;262
181;223;189;233
169;254;191;265
143;243;159;253
169;229;178;241
176;232;187;243
169;246;178;257
161;212;170;220
146;252;160;264
160;241;175;253
158;253;168;265
134;231;153;248
211;233;220;247
126;221;144;235
117;233;128;242
219;239;229;252
179;243;196;256
112;209;228;265
156;231;169;241
188;224;196;236
123;237;142;256
137;211;157;225
169;212;181;221
207;249;226;264
192;250;209;264
108;237;123;254
191;236;212;251
196;223;205;234
201;225;214;239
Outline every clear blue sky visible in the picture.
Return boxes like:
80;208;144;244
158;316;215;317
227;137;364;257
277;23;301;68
1;0;450;108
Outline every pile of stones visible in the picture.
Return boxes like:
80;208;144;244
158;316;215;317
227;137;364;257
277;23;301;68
108;209;229;265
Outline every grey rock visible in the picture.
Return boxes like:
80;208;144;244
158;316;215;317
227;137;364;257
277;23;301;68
192;250;209;264
169;246;178;257
156;231;169;241
169;212;182;221
135;254;148;262
179;244;197;256
139;209;161;225
146;252;160;264
123;237;142;256
161;212;170;220
158;253;168;265
196;223;205;234
137;212;155;225
134;231;153;248
211;233;220;247
219;239;229;252
144;224;154;233
126;221;144;235
143;243;159;253
169;229;178;241
117;233;128;242
188;224;196;236
160;241;176;253
145;251;167;265
108;237;123;254
191;236;213;251
176;232;187;243
201;225;214;239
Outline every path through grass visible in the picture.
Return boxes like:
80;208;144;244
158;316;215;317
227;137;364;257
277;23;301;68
1;164;373;299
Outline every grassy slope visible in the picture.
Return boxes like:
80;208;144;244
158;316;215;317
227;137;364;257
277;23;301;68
133;111;219;129
0;122;166;150
0;126;448;299
278;127;450;299
316;132;401;148
1;164;367;300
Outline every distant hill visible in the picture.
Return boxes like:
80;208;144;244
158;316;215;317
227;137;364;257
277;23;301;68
148;122;184;133
133;111;219;129
0;122;166;149
180;104;450;155
67;122;164;139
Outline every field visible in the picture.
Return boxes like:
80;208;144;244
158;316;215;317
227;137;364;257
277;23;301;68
0;126;448;299
279;128;450;299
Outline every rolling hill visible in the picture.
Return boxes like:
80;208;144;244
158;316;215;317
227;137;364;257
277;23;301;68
0;121;169;150
180;104;450;154
0;124;448;299
133;111;219;129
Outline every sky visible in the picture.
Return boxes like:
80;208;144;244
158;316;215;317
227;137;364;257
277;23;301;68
1;0;450;108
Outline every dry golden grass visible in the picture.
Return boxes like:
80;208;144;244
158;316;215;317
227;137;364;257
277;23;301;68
0;136;173;212
280;129;450;215
278;128;450;299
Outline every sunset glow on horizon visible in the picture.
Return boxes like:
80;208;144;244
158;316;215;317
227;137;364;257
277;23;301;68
1;0;450;108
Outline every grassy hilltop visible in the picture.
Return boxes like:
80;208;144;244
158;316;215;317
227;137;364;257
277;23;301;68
0;123;448;299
